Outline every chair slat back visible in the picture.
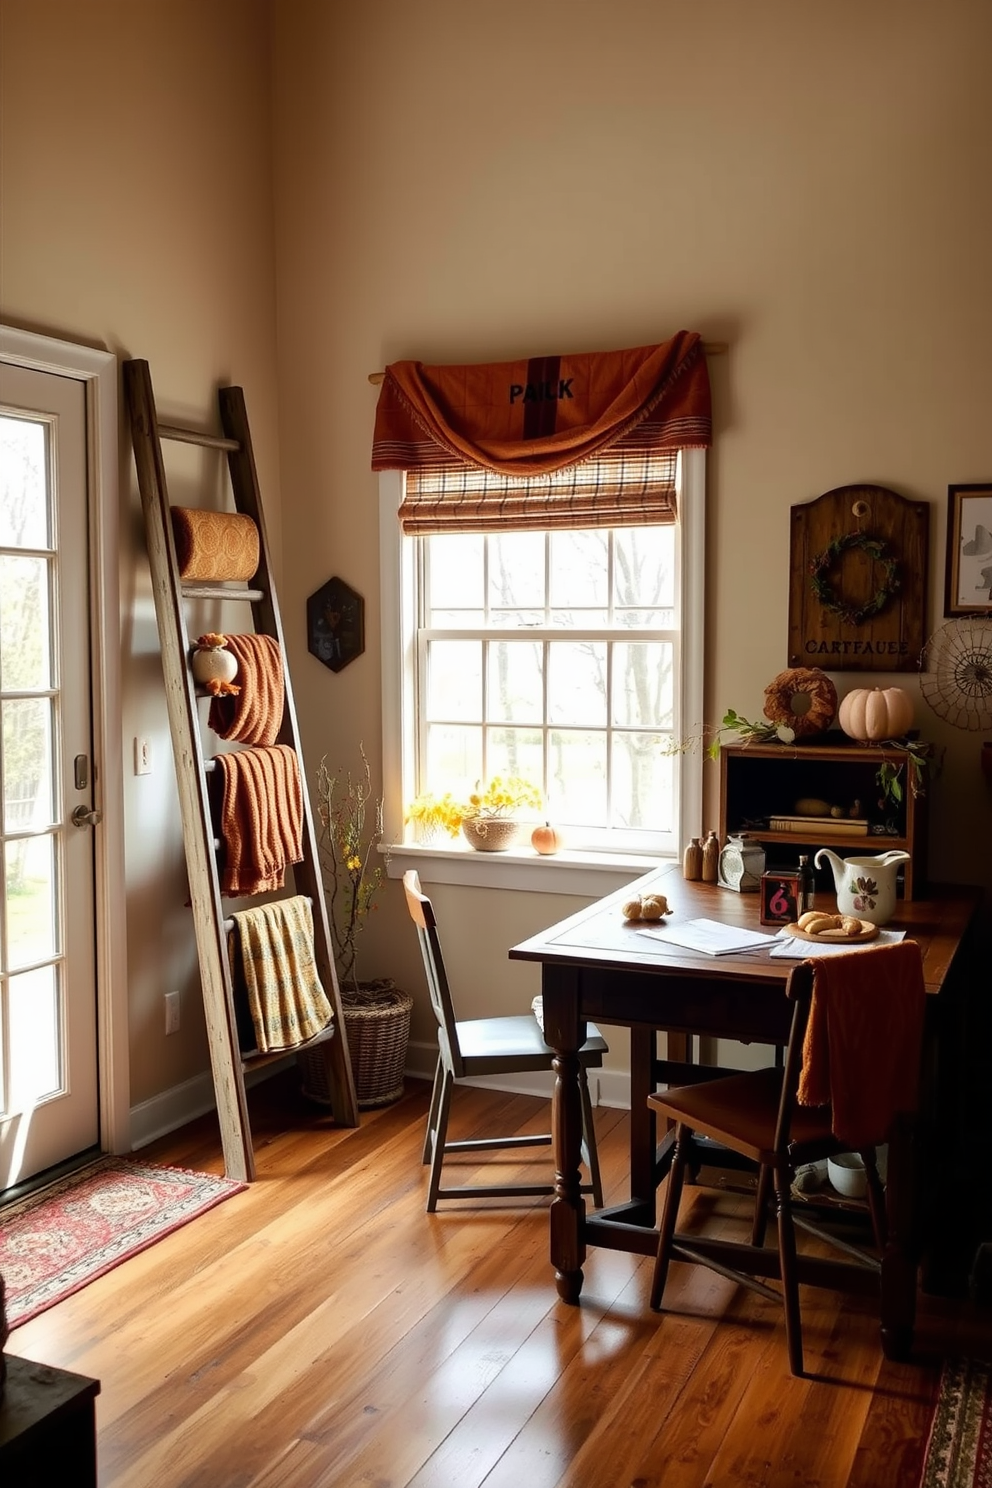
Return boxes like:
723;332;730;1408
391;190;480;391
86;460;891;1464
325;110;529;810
402;870;465;1077
774;961;815;1154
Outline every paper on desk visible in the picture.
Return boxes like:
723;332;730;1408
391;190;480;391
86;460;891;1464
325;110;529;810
637;918;783;956
770;928;907;959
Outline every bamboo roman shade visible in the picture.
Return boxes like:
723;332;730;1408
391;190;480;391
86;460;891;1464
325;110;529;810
371;331;712;534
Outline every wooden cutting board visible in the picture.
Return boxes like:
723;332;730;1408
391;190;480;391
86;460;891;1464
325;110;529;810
784;919;879;944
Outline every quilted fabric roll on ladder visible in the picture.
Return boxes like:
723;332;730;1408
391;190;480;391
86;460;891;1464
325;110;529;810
171;507;260;581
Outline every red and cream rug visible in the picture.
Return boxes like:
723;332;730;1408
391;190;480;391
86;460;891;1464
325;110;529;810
920;1357;992;1488
0;1156;246;1327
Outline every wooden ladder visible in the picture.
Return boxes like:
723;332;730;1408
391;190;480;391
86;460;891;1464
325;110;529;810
123;359;359;1181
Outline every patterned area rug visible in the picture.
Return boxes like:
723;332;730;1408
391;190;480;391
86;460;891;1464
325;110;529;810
0;1156;246;1327
920;1357;992;1488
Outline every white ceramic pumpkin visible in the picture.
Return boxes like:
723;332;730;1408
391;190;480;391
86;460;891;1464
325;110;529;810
838;686;914;742
191;643;239;687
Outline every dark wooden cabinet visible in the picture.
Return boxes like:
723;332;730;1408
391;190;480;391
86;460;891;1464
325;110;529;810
718;736;928;899
0;1355;100;1487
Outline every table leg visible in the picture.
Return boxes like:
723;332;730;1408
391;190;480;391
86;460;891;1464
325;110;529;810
630;1026;658;1213
544;966;586;1302
880;1113;917;1360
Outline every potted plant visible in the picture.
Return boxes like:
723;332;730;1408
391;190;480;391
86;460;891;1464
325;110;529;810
305;746;412;1109
406;774;543;851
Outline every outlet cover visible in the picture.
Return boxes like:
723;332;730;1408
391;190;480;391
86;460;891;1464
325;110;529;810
165;989;181;1035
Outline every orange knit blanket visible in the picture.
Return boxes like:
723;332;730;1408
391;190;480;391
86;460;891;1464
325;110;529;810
229;896;332;1053
797;940;927;1148
171;507;260;582
208;634;285;747
214;745;303;897
372;332;712;477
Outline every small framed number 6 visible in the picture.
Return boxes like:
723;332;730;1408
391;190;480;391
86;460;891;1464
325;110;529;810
760;872;802;926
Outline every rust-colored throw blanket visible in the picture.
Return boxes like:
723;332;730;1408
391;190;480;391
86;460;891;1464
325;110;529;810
371;332;711;477
214;745;303;897
229;896;332;1053
171;507;260;582
208;634;284;747
797;941;927;1148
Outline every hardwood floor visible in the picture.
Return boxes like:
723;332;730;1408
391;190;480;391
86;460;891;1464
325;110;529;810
7;1070;987;1487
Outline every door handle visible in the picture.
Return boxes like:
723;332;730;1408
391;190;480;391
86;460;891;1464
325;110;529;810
71;805;103;829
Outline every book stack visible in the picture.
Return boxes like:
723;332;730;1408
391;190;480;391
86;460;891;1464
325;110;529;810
767;814;869;838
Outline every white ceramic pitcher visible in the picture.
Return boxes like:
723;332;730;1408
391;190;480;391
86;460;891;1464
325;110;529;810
813;848;911;927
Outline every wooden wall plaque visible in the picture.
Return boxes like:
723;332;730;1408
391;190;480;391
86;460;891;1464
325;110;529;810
788;484;929;672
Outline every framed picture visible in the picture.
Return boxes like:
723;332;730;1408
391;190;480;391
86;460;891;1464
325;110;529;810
306;575;365;673
945;484;992;617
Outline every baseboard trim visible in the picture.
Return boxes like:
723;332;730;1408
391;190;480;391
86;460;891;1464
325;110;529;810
127;1046;632;1151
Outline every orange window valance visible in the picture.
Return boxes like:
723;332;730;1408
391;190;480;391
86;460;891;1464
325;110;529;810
371;331;712;534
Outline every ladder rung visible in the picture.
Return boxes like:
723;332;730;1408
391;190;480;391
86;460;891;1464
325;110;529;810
222;896;313;933
158;422;241;453
181;584;264;602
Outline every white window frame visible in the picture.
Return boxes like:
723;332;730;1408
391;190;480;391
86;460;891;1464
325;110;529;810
379;449;705;895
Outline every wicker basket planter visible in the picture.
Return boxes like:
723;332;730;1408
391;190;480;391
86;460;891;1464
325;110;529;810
461;817;521;852
300;978;412;1110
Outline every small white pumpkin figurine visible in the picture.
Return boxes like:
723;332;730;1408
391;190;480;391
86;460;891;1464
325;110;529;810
838;686;914;742
191;633;241;695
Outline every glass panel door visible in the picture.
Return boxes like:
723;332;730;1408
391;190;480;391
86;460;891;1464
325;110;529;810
0;363;99;1188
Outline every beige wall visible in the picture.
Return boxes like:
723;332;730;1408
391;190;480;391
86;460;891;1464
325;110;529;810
1;0;280;1105
3;0;990;1117
270;0;992;1060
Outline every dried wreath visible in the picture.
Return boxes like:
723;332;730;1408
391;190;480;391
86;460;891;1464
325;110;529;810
808;531;900;626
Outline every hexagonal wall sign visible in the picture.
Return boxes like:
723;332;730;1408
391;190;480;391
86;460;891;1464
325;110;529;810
307;575;365;673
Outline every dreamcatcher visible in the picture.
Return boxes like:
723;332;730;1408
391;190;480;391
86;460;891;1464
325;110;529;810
919;618;992;731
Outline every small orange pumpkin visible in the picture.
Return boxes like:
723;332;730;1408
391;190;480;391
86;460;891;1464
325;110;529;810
531;822;563;855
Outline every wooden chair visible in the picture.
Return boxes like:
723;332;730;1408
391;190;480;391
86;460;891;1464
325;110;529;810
403;869;608;1212
647;942;927;1375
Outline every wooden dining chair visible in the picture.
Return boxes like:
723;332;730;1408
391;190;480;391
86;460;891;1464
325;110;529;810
647;941;927;1375
403;869;608;1212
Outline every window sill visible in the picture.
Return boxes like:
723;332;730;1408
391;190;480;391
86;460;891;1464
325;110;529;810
382;840;669;897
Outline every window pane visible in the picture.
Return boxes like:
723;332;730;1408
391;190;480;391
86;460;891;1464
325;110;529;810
0;415;50;549
3;698;55;831
549;530;608;609
1;554;53;690
612;642;674;728
426;640;481;721
550;607;609;628
547;642;607;727
615;527;675;608
8;965;62;1106
548;730;607;825
424;724;482;799
488;531;545;611
614;609;675;629
5;833;58;968
612;733;674;830
487;641;543;723
427;533;483;615
487;727;543;786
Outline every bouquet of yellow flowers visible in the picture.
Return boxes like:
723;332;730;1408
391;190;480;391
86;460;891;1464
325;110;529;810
406;775;542;839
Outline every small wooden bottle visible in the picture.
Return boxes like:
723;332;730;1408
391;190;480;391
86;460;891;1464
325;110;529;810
701;830;720;883
682;836;703;880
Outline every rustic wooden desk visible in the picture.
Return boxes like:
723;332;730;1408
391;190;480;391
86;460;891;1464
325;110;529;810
509;863;981;1359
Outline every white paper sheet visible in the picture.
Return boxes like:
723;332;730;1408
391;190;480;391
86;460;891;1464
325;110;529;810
637;918;783;957
770;928;907;959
